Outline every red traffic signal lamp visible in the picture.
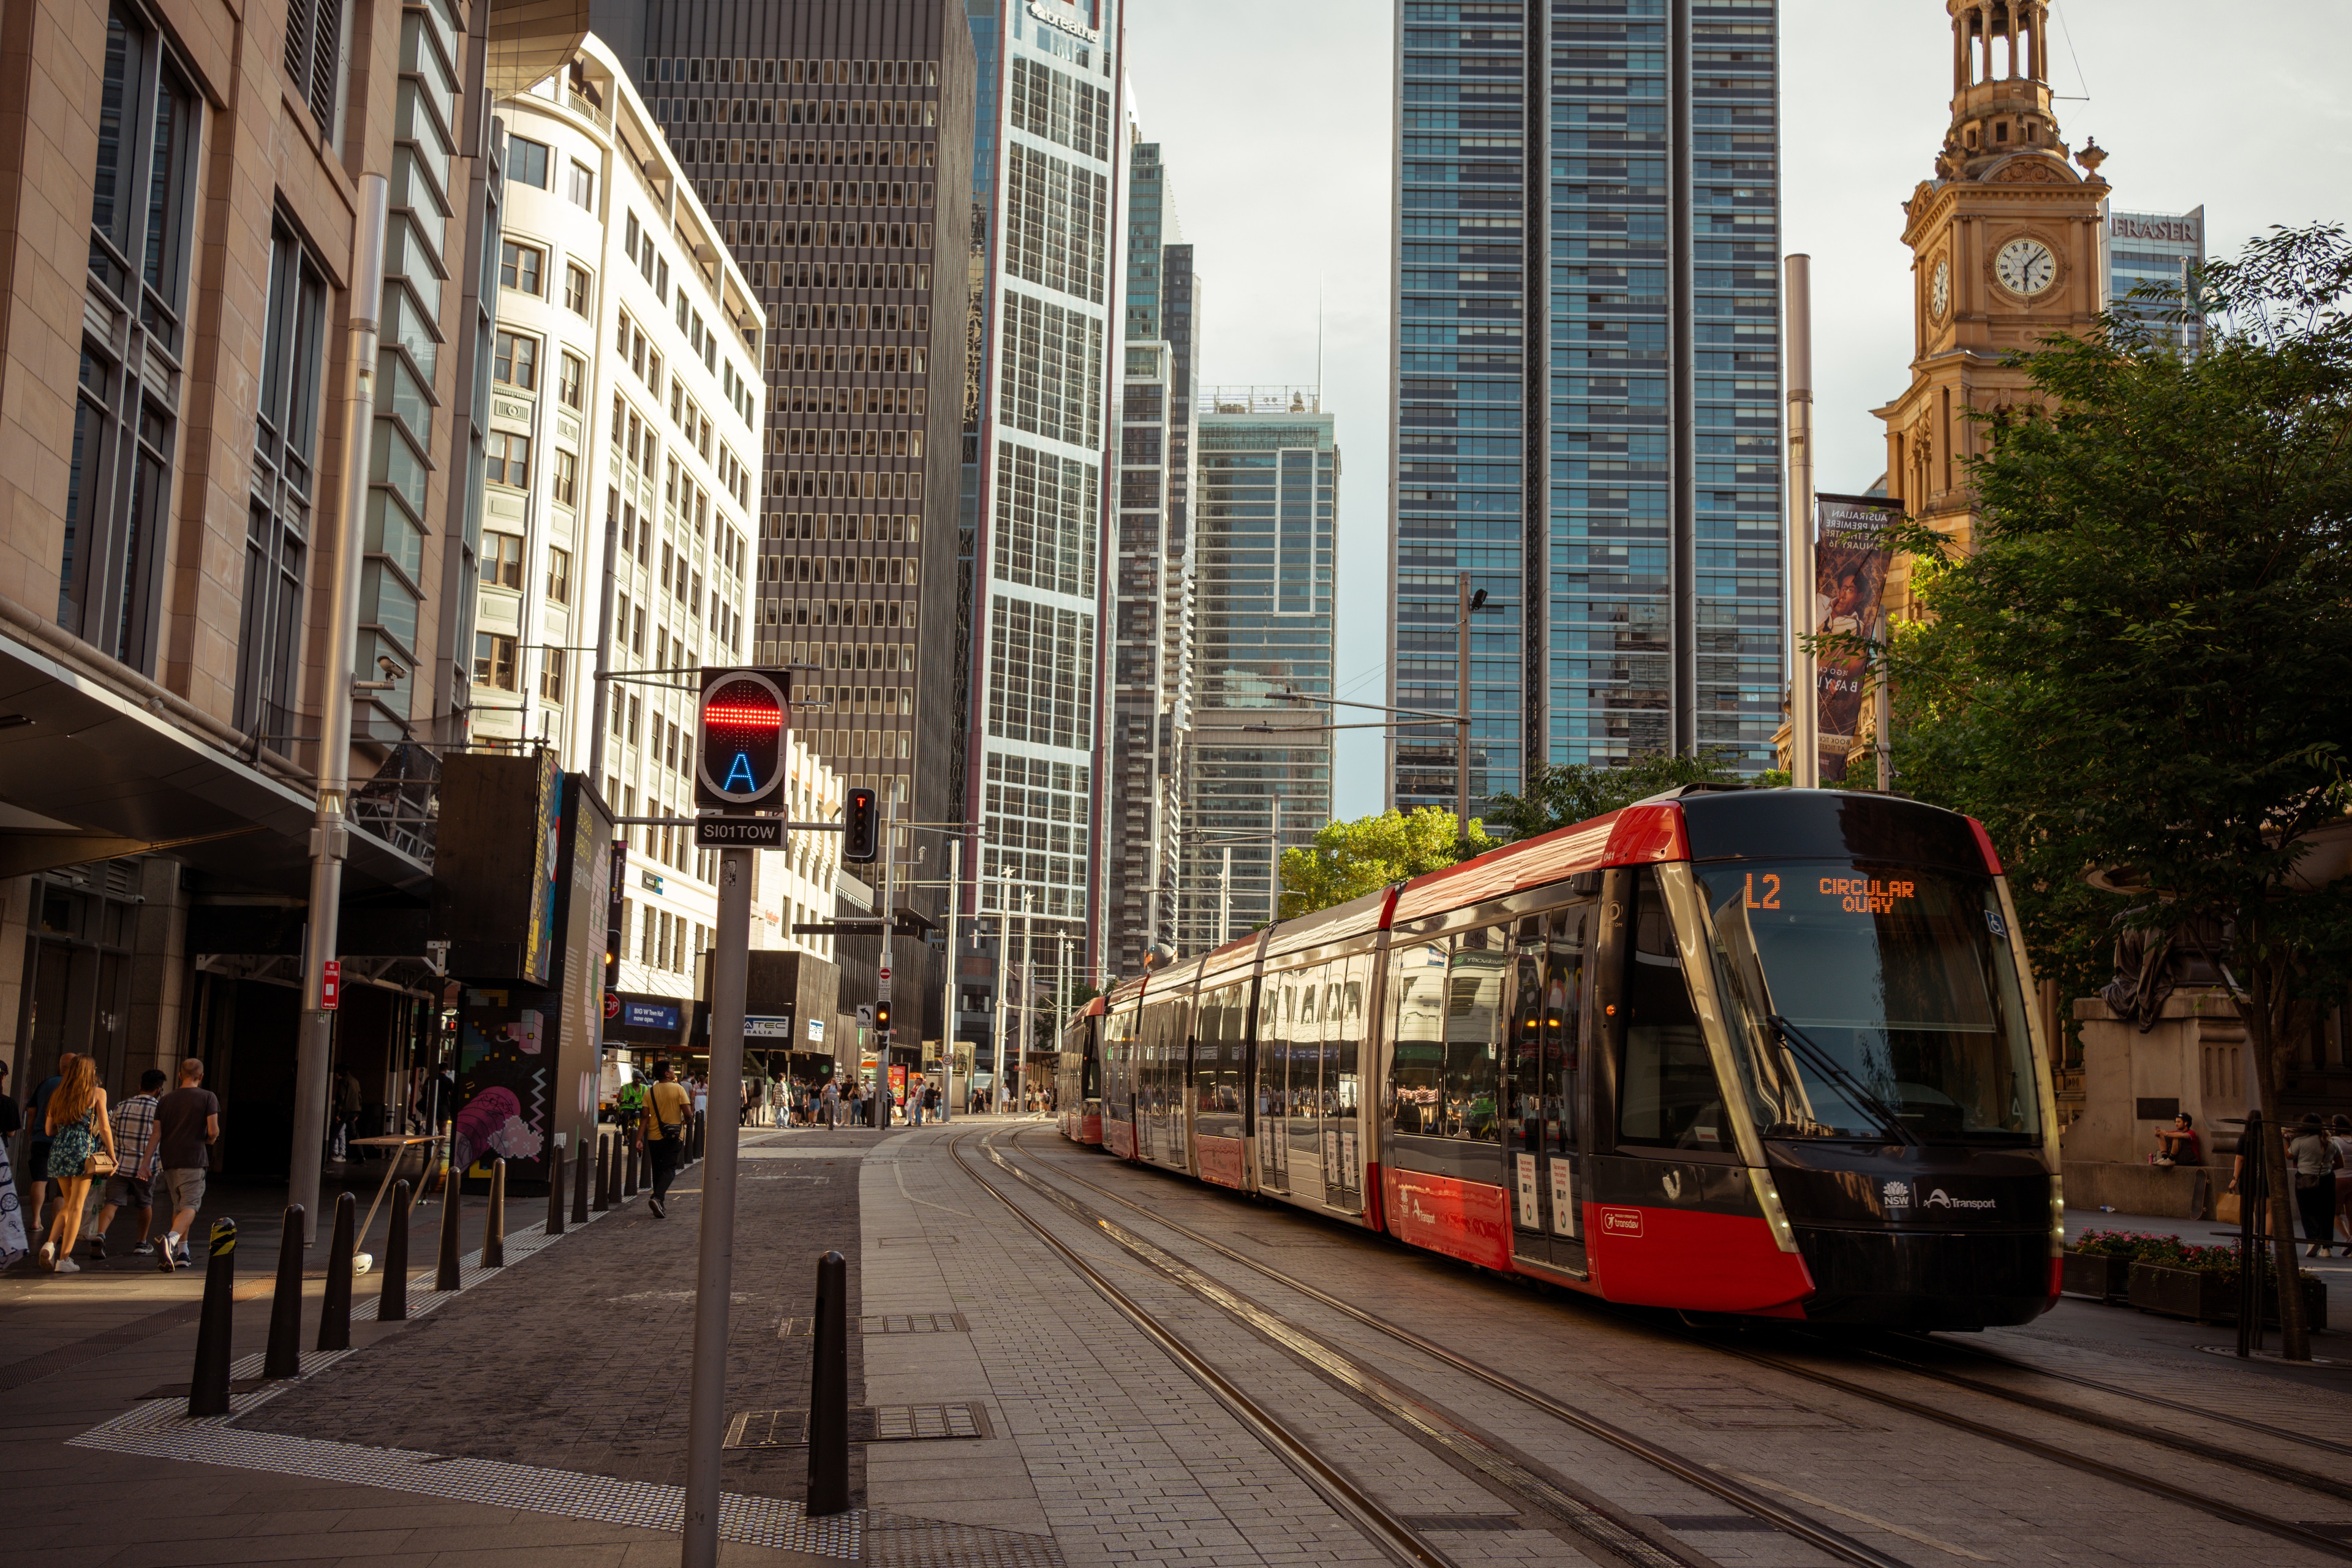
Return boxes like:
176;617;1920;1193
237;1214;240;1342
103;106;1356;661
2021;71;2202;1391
696;668;789;811
843;786;878;861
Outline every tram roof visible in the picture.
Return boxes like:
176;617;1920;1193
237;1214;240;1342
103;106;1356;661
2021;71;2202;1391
1391;801;1687;925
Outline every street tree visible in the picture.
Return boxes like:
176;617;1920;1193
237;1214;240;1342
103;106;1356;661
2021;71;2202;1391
1277;807;1493;919
1885;223;2352;1359
1482;751;1744;841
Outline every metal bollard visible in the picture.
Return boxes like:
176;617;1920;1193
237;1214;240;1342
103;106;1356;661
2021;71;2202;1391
547;1142;566;1236
378;1180;411;1321
623;1136;639;1198
807;1249;850;1514
318;1190;356;1351
572;1131;590;1223
593;1131;611;1212
435;1167;464;1291
263;1205;304;1379
483;1158;507;1267
187;1219;238;1417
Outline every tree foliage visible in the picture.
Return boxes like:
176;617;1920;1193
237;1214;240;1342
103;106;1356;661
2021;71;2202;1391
1885;222;2352;1356
1278;807;1494;920
1481;751;1744;841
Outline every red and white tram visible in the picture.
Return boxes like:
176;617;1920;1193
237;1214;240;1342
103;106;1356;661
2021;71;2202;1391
1058;787;2064;1330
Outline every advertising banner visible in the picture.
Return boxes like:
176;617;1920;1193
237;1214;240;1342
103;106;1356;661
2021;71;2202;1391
1812;494;1901;782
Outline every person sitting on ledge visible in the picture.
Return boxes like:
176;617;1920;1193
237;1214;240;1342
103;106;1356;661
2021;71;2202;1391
2154;1111;2201;1167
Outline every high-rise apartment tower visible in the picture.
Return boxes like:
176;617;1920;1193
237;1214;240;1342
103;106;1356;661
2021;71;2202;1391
1390;0;1785;813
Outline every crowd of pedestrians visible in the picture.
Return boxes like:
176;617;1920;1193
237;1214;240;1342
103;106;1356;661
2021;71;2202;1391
2;1053;219;1274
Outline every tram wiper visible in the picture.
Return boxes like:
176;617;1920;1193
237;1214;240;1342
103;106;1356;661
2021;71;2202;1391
1764;1013;1921;1148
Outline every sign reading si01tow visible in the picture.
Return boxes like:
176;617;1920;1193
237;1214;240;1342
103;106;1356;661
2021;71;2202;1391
695;816;782;847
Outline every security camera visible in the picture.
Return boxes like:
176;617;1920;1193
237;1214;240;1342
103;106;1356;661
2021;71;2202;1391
377;655;409;682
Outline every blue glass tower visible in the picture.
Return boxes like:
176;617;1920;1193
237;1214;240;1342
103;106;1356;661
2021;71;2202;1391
1392;0;1784;814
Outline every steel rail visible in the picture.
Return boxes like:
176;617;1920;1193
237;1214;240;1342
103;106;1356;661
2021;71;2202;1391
1001;1131;1913;1568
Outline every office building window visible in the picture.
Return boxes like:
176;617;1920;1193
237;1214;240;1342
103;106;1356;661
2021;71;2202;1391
551;448;578;507
539;648;567;703
483;530;524;589
547;545;571;604
565;262;591;315
472;633;518;690
568;159;594;208
282;0;345;135
559;351;586;409
492;330;538;389
485;431;530;488
499;240;543;295
236;218;327;742
507;135;549;188
64;4;199;673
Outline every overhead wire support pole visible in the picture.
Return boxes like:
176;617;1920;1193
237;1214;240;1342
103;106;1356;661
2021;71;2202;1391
1785;252;1820;788
292;173;388;1248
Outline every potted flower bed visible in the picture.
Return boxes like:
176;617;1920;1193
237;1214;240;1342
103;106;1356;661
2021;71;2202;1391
2109;1235;2329;1328
2061;1231;2143;1301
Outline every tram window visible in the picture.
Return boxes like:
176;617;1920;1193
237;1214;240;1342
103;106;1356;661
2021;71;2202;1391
1388;940;1448;1134
1446;927;1506;1144
1196;982;1246;1118
1618;870;1728;1152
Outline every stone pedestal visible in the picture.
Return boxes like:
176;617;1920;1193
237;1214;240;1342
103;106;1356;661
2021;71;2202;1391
2060;990;2249;1216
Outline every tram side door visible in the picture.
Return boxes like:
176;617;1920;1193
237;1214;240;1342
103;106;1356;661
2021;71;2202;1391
1507;905;1589;1276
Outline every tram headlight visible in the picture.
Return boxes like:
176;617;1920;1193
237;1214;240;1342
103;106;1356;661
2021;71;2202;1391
1747;1166;1801;1254
2049;1170;2067;1257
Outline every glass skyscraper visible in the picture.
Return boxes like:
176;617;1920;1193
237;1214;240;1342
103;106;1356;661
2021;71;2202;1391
1182;393;1336;952
1391;0;1784;815
2102;203;2203;353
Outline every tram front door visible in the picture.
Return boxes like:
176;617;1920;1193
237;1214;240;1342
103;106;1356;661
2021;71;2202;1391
1507;904;1590;1277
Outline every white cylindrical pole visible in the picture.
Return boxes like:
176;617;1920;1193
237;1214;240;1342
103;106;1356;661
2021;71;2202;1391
941;835;958;1121
1784;252;1819;788
991;876;1009;1114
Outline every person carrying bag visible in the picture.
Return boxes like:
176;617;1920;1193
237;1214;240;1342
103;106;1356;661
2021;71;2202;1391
638;1060;693;1219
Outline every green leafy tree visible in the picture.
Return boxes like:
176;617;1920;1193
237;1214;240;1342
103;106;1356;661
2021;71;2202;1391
1482;750;1745;841
1277;807;1494;919
1885;223;2352;1359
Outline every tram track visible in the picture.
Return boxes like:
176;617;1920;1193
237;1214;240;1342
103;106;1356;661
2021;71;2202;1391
976;1131;1917;1568
1005;1130;2352;1566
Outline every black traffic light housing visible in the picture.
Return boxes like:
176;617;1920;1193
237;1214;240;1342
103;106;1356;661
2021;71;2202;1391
873;1000;891;1034
695;668;790;811
843;786;877;862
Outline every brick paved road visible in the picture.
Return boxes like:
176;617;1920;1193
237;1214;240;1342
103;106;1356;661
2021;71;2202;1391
243;1129;882;1506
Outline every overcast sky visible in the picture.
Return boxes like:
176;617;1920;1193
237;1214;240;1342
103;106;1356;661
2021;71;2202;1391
1121;0;2352;821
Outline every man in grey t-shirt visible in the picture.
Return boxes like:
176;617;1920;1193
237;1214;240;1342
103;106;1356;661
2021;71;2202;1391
153;1058;219;1272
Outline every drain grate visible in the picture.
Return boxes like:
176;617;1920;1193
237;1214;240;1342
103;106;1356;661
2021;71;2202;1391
777;1312;970;1338
1399;1516;1524;1532
1653;1515;1781;1533
726;1403;994;1447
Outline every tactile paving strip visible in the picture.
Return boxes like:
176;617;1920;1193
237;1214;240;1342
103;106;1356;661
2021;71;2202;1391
70;1195;1066;1566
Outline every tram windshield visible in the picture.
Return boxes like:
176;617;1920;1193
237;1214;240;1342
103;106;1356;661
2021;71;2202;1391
1694;861;2042;1145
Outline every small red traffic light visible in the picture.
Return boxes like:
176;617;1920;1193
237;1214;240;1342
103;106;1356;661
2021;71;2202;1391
843;786;878;862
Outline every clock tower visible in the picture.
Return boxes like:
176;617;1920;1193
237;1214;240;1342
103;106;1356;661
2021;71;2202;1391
1874;1;2109;622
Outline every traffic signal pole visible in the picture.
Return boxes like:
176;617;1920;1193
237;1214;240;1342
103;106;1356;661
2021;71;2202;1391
680;845;751;1565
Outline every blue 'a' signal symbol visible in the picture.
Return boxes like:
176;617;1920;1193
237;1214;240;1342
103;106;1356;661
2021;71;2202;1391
725;752;758;792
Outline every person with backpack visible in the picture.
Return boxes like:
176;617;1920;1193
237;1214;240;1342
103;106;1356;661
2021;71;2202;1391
638;1059;693;1218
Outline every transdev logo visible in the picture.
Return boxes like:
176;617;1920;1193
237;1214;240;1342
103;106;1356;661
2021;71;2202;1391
1926;1188;1997;1211
1600;1207;1644;1238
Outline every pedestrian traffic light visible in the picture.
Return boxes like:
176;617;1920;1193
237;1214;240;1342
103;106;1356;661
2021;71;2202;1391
843;785;877;862
695;668;789;810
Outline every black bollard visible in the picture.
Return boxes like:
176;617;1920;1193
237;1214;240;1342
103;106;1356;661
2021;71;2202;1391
807;1249;850;1515
435;1169;464;1291
317;1190;356;1351
547;1143;566;1237
187;1219;238;1417
623;1136;639;1198
571;1132;590;1223
593;1131;611;1212
483;1158;507;1267
377;1180;411;1321
263;1205;304;1379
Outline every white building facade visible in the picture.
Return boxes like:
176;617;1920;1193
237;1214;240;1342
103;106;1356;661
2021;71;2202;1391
963;1;1128;974
478;36;841;1005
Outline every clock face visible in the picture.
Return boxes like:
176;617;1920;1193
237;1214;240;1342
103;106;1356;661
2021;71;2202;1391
1995;237;2057;296
1931;258;1950;318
